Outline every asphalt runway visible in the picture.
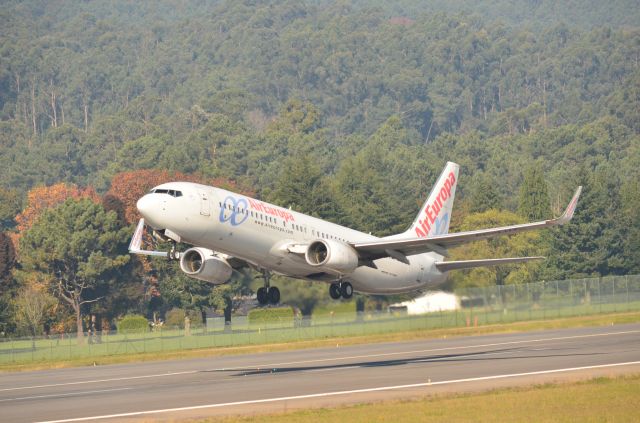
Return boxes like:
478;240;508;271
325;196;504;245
1;323;639;422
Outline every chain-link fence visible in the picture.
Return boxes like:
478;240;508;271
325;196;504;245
1;275;639;365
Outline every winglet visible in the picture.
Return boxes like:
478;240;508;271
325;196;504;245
555;186;582;225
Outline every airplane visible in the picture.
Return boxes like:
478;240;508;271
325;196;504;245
130;161;582;305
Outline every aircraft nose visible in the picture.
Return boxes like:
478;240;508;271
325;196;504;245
136;195;154;218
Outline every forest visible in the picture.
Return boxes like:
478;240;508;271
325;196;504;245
0;0;638;337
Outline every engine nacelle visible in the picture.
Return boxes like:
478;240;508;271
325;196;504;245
179;247;233;285
305;239;359;275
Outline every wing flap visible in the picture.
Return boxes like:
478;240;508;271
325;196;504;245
435;256;545;272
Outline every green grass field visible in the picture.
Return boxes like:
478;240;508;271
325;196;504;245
199;375;640;423
2;300;639;364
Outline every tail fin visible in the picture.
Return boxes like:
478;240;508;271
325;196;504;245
405;162;459;238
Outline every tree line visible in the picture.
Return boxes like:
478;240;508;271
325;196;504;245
0;1;638;337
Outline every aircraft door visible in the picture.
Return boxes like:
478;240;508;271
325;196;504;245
198;189;210;216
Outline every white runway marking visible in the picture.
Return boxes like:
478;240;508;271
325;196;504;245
3;329;638;393
0;387;131;403
34;361;640;423
0;370;198;392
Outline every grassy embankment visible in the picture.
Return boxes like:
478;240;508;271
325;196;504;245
198;375;640;423
1;310;638;373
2;300;638;370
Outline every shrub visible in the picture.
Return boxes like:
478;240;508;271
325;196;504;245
164;308;203;329
248;307;294;327
116;314;148;334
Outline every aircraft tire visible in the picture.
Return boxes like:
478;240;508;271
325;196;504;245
257;287;268;305
340;282;353;299
329;283;341;300
268;286;280;304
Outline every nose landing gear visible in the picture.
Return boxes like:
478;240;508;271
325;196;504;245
329;281;353;300
256;270;280;305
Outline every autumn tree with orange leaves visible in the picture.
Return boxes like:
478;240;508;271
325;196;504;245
15;183;99;233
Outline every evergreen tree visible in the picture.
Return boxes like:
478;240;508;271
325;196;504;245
469;174;502;213
518;164;551;220
543;166;626;280
0;232;17;334
19;199;130;343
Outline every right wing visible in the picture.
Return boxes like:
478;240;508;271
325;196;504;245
128;218;251;269
353;186;582;260
128;218;173;258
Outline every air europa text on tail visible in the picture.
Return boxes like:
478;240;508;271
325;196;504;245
415;171;456;237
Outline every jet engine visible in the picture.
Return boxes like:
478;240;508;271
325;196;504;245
305;239;359;275
179;247;233;284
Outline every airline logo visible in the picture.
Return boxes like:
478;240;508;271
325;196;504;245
219;196;249;226
415;171;456;238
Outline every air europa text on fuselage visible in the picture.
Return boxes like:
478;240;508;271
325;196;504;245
415;171;456;238
248;198;296;223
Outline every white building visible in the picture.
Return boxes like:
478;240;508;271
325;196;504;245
389;291;460;315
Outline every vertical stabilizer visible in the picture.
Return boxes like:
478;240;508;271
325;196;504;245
405;162;459;238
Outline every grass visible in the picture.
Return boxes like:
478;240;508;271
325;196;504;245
197;374;640;423
2;300;639;366
1;310;638;373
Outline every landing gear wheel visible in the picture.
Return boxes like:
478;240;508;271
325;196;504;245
340;282;353;299
329;283;342;300
257;269;272;306
267;286;280;304
257;287;268;305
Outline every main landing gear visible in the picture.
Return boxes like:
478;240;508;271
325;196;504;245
329;281;353;300
256;270;280;305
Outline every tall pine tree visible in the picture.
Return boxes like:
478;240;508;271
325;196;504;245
518;164;551;220
469;174;502;213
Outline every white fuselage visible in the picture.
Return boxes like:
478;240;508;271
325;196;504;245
137;182;447;294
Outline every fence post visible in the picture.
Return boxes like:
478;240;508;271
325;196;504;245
613;278;617;313
543;281;546;321
527;283;531;321
556;280;560;318
626;275;629;311
569;280;573;316
598;277;602;314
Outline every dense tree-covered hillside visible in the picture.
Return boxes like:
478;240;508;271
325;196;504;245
0;1;638;334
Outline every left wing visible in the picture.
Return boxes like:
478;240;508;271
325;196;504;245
353;186;582;260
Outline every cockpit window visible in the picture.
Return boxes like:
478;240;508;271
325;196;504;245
149;189;182;197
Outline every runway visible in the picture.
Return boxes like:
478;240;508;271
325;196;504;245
1;323;639;422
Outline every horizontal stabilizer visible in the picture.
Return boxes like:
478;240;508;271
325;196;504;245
435;256;545;272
